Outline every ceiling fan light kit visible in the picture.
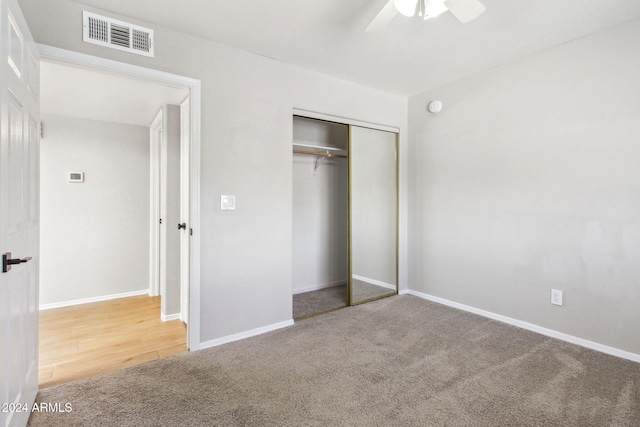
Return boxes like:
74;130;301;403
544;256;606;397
366;0;485;32
394;0;447;19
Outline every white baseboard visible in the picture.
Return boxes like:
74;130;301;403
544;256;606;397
293;281;346;295
352;275;396;291
198;320;295;350
161;313;181;322
406;290;640;364
39;289;149;310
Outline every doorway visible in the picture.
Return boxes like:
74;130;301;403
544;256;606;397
292;116;349;319
38;45;202;351
37;46;201;386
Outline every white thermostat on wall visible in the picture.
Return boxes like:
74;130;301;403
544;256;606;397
68;171;84;183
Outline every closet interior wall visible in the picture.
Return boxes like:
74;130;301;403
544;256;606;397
292;117;348;295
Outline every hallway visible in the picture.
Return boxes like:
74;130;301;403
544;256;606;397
39;295;186;388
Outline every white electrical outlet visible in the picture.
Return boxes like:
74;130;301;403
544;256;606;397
551;289;563;306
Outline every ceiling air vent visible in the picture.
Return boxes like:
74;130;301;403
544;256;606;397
83;11;154;57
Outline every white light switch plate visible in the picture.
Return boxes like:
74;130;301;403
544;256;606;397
551;289;563;306
221;195;236;211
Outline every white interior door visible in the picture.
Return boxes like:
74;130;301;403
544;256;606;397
149;105;183;321
0;0;40;425
179;97;190;326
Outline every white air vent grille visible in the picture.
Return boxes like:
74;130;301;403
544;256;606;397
83;11;154;57
132;28;151;52
87;15;108;42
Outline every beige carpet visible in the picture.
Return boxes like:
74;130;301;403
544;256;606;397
292;281;396;319
351;279;396;302
293;284;347;319
28;295;640;426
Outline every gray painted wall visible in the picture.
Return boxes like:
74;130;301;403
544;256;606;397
21;0;408;344
40;114;149;305
408;19;640;355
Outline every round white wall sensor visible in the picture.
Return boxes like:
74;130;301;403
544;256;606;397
428;100;442;114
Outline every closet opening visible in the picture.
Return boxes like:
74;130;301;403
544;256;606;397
292;116;349;319
292;113;399;320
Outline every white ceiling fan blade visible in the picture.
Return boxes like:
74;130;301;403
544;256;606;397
444;0;485;23
365;0;399;32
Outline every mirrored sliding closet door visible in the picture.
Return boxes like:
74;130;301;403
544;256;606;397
349;125;398;305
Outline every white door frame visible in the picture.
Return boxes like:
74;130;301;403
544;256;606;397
38;44;202;351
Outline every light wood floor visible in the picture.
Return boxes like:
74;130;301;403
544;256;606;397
39;295;187;389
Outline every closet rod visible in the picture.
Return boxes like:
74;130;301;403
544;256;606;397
293;149;347;159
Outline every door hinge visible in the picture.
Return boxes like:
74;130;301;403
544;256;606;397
190;228;193;236
159;218;162;224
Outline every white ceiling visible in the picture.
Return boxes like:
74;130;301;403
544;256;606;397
70;0;640;96
41;61;188;126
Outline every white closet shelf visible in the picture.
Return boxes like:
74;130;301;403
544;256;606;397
292;142;346;153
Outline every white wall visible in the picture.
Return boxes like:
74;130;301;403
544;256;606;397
40;114;149;305
20;0;408;345
292;118;348;294
408;19;640;356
